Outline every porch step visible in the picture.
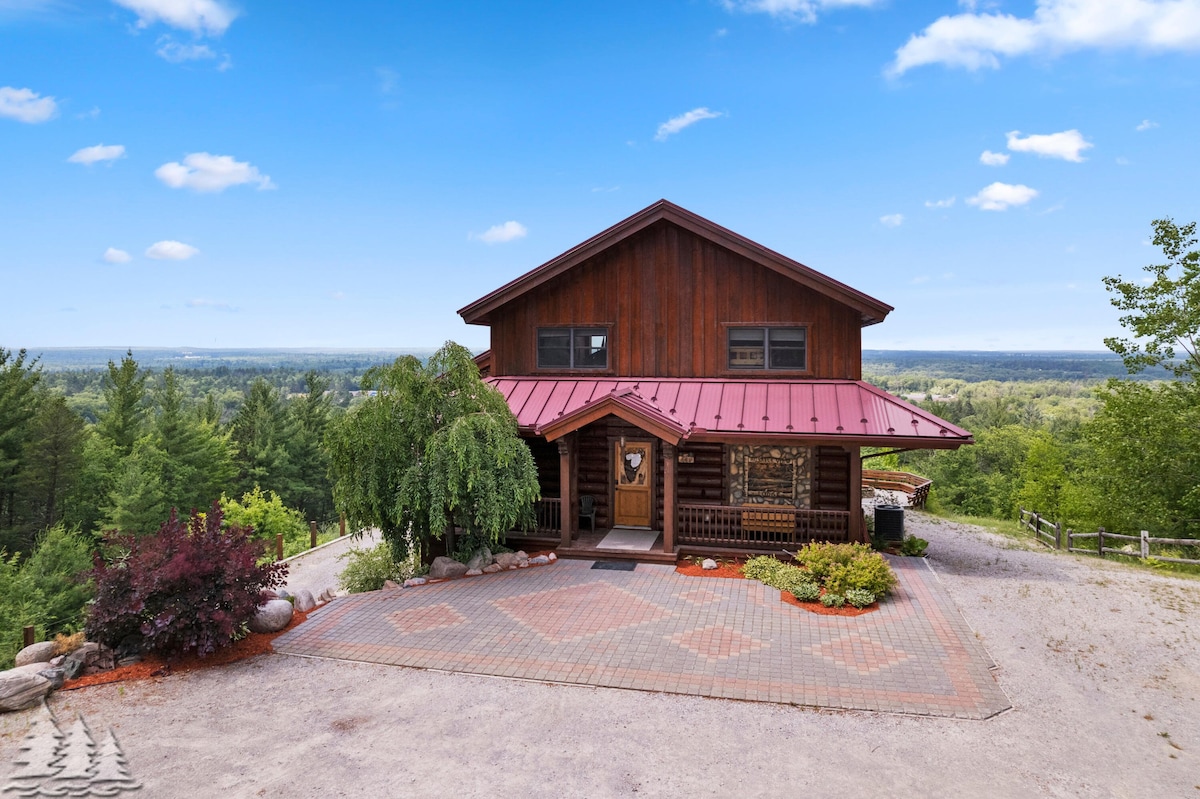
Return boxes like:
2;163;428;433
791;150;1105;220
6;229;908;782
555;547;678;565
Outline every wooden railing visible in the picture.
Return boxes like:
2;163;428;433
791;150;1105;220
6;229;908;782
1020;508;1200;565
1019;508;1062;548
862;470;932;509
534;498;562;535
677;503;852;548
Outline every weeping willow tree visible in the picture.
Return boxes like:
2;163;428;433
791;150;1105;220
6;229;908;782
326;342;539;560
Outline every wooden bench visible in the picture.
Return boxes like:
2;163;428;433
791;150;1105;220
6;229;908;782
741;506;796;535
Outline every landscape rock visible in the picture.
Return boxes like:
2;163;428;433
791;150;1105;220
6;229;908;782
529;555;550;565
248;599;294;634
482;564;502;574
702;558;718;570
61;657;85;681
383;580;400;589
294;589;317;612
14;641;56;667
494;553;521;569
465;568;483;577
116;655;142;668
403;577;428;588
515;551;528;560
0;669;52;712
466;547;492;571
517;561;529;568
429;556;469;580
36;668;65;690
548;552;557;562
49;655;64;667
276;589;292;600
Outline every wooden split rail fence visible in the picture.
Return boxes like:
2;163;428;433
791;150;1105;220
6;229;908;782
1019;507;1200;565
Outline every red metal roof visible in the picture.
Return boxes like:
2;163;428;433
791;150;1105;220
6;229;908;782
487;377;973;448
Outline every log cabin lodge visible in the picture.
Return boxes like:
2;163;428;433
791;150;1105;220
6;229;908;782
458;200;973;562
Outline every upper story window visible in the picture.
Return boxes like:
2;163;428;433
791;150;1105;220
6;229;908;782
728;327;807;371
538;327;609;369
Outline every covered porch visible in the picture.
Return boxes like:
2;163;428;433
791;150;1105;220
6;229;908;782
492;376;972;561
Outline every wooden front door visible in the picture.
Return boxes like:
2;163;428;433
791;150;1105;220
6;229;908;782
613;439;654;528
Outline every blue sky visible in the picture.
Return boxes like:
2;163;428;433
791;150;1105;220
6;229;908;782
2;0;1198;352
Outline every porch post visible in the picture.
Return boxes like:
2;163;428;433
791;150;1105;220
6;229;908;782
662;442;677;554
847;446;864;543
558;436;575;548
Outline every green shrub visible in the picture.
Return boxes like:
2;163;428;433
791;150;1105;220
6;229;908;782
775;568;817;596
900;536;929;557
793;542;872;582
220;487;309;557
789;582;821;602
820;593;845;608
823;553;898;597
844;588;876;608
338;542;417;593
742;556;788;583
0;525;94;667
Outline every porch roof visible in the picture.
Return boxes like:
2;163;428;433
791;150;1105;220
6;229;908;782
487;377;974;448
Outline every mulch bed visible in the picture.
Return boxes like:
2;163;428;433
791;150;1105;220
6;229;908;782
675;559;880;616
59;608;311;691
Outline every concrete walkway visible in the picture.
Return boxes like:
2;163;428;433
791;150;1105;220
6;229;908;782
274;556;1010;719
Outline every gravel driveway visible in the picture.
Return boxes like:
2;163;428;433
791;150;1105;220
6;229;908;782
2;514;1197;798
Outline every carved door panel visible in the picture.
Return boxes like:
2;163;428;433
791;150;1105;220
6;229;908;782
613;440;653;528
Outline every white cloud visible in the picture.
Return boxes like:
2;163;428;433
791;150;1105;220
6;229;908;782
0;86;57;123
103;247;132;263
1136;118;1159;131
112;0;237;36
925;196;956;208
980;149;1010;166
186;297;235;311
156;37;214;61
723;0;882;25
472;221;528;244
155;152;275;192
1006;129;1092;161
654;107;723;141
967;182;1039;211
146;240;199;260
880;213;904;227
68;144;126;165
888;0;1200;76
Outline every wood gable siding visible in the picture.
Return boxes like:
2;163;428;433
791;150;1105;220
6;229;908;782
486;220;863;380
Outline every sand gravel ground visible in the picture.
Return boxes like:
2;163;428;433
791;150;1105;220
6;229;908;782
2;513;1197;798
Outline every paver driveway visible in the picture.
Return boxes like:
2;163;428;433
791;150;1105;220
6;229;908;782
272;557;1011;719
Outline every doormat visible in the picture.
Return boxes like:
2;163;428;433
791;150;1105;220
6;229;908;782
597;528;659;551
591;561;637;571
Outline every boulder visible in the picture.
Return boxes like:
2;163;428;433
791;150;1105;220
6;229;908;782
403;577;428;588
13;641;56;668
63;642;115;677
248;599;294;634
277;589;292;600
293;589;317;612
429;556;469;580
61;657;85;681
482;564;502;574
702;558;718;570
0;669;52;712
548;552;557;562
383;579;400;590
494;553;521;570
529;555;550;566
36;668;65;691
465;568;483;577
466;547;492;571
515;551;528;560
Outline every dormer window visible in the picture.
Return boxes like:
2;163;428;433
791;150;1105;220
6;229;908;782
728;327;806;370
538;327;608;369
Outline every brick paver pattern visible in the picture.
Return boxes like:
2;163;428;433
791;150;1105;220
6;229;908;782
273;557;1011;719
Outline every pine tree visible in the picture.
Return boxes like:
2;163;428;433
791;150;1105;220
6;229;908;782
152;368;234;514
229;378;298;502
103;437;168;534
96;351;147;458
18;393;85;531
0;348;42;534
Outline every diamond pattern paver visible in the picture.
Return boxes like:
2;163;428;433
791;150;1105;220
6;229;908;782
273;557;1011;719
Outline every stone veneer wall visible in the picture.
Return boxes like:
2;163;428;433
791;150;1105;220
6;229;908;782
726;445;812;507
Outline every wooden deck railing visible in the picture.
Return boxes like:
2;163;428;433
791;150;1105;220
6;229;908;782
677;504;852;548
862;469;932;508
534;497;562;535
